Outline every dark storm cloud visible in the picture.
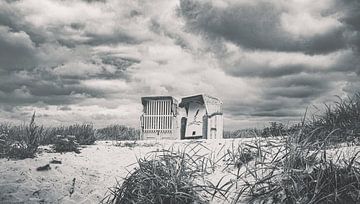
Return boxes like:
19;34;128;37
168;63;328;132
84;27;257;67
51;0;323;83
338;0;360;52
331;52;360;74
223;97;305;118
0;61;135;107
269;74;329;90
226;64;306;78
265;86;324;99
0;3;20;28
251;110;300;117
0;0;359;129
0;4;49;46
0;50;137;108
222;72;335;119
0;73;93;106
179;0;346;54
0;4;71;72
0;26;38;71
176;0;360;122
0;0;141;109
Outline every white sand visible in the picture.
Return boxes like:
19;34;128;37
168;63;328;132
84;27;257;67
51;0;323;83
0;138;358;204
0;139;248;204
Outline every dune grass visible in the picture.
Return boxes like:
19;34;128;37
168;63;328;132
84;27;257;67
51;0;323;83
103;93;360;203
230;135;360;204
0;112;43;159
42;124;96;145
96;125;140;141
102;143;231;204
299;93;360;146
53;135;80;153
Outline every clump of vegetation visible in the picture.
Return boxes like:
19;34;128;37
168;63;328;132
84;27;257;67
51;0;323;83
261;122;288;137
107;158;203;204
42;124;96;145
114;140;138;148
0;124;10;158
0;113;43;159
53;135;80;153
96;125;140;141
71;124;96;145
103;144;228;204
224;143;257;169
224;122;298;139
217;94;360;203
224;128;259;139
234;136;360;203
300;93;360;145
113;141;160;148
284;156;360;203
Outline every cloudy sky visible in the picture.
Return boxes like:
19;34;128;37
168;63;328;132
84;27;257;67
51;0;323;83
0;0;359;129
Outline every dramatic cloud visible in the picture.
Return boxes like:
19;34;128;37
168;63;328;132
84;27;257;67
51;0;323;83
179;0;346;54
0;0;359;129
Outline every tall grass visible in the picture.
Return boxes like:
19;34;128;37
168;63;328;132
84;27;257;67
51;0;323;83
42;124;96;145
300;93;360;145
224;122;300;139
228;134;360;203
96;125;140;141
222;92;360;203
53;135;80;153
224;128;259;139
103;143;230;204
0;112;43;159
101;93;360;203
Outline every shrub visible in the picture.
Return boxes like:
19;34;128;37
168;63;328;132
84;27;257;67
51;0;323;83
71;124;96;145
53;135;80;153
224;123;293;139
261;122;288;137
1;113;43;159
40;127;61;145
0;124;10;157
223;128;259;139
96;125;140;141
41;124;96;145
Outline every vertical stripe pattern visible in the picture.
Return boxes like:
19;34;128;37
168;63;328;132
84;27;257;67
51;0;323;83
142;99;173;133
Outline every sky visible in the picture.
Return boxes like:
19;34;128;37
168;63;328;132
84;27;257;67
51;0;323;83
0;0;359;130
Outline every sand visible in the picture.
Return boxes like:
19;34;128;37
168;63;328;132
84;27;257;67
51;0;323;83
0;138;358;204
0;139;246;204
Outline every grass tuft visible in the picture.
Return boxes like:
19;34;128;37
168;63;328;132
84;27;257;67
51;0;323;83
41;124;96;145
0;112;43;159
96;125;140;141
53;135;80;153
300;93;360;145
103;143;228;204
